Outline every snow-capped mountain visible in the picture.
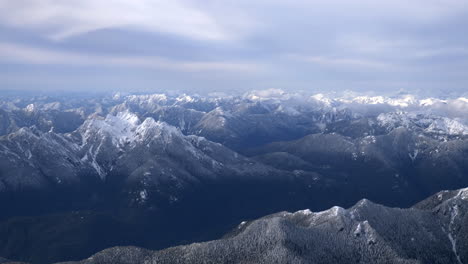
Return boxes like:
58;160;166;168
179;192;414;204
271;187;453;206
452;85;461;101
377;111;468;137
0;90;468;263
1;90;467;145
0;109;283;208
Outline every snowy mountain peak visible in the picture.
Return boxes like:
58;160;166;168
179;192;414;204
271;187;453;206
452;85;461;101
289;205;347;224
445;188;468;202
343;95;418;107
176;94;196;103
25;103;36;112
116;111;140;127
310;93;334;107
78;110;188;150
377;112;468;136
79;111;141;146
126;94;168;106
135;117;183;143
243;88;289;101
457;188;468;201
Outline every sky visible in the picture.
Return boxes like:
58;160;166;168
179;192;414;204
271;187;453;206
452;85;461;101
1;0;468;95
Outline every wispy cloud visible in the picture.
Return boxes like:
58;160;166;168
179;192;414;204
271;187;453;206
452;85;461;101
0;42;263;73
412;47;468;58
0;0;232;41
288;54;393;70
1;0;468;93
336;34;468;60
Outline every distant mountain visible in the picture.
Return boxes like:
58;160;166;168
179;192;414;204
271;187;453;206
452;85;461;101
249;126;468;206
0;110;296;213
39;187;468;264
0;90;467;263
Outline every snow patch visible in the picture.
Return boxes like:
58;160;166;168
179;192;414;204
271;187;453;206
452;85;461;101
409;149;419;162
176;94;195;103
446;203;463;264
377;112;468;136
25;104;36;112
448;233;462;264
139;190;148;201
294;209;312;216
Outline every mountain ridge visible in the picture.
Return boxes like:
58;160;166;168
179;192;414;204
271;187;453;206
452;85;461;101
0;91;467;263
17;187;464;264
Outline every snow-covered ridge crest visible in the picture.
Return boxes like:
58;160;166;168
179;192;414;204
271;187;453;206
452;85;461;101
240;89;466;107
377;112;468;136
79;110;184;147
339;94;418;107
243;88;293;101
111;90;468;136
311;93;468;114
239;89;468;116
287;206;347;226
125;94;168;104
77;111;189;179
79;111;140;146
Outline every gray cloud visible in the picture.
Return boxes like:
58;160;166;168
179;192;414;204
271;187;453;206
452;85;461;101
0;42;265;72
0;0;467;94
0;0;236;41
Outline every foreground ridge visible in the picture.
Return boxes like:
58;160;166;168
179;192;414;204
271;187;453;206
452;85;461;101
30;187;467;264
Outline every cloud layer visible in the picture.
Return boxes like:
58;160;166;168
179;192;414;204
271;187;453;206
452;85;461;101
0;0;467;94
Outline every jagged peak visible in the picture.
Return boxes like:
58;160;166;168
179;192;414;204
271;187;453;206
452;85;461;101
24;103;36;112
288;206;347;223
351;198;382;211
293;209;313;216
243;88;290;101
456;188;468;200
377;111;468;136
444;188;468;203
79;110;188;148
125;94;169;106
135;118;183;141
79;111;140;144
114;111;140;126
175;94;196;103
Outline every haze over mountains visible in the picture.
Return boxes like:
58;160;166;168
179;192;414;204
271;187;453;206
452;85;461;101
0;89;467;263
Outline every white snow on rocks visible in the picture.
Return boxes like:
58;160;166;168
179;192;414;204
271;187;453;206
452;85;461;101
80;111;186;148
25;104;36;112
236;90;468;134
377;112;468;136
77;110;211;177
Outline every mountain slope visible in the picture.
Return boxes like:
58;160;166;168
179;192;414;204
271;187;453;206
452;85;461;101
0;110;292;210
53;187;468;264
250;126;468;206
0;111;328;264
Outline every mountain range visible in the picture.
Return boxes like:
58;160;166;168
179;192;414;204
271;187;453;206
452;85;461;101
0;89;467;263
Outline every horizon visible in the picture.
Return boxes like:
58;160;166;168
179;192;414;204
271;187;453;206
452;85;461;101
1;87;468;100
